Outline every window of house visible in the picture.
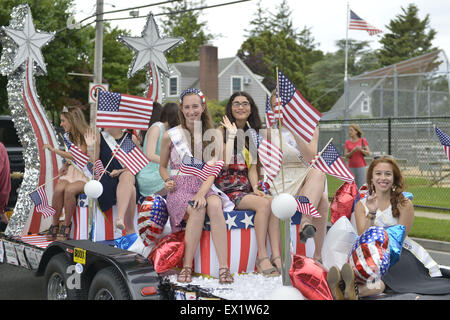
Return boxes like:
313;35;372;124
169;76;178;96
231;76;243;93
361;95;370;113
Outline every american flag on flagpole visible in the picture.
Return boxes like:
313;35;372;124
265;95;275;128
113;135;149;175
63;134;89;170
435;126;450;161
179;154;224;181
29;186;55;218
277;71;322;143
94;159;106;180
311;142;355;183
349;10;382;36
296;196;321;218
248;129;283;182
96;90;153;130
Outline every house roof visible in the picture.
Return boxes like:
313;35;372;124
353;50;444;79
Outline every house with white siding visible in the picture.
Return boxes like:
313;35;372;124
163;46;270;121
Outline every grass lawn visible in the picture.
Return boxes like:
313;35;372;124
408;217;450;242
326;176;450;212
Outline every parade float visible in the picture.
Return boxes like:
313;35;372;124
1;4;448;301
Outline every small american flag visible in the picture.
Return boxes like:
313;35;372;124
296;196;321;218
96;90;153;130
265;95;275;128
349;10;382;36
249;129;282;182
29;186;55;218
435;126;450;161
278;71;322;143
179;154;224;181
114;135;149;175
63;134;89;170
312;142;355;183
94;159;105;180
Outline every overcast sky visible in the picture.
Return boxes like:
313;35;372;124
72;0;450;59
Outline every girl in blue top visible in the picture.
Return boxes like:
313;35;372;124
137;102;179;196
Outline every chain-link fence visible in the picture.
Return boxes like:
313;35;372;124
318;116;450;211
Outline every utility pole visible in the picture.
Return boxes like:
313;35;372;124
91;0;104;125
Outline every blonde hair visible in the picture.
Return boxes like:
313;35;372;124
349;124;363;138
61;106;89;147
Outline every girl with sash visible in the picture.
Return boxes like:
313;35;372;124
137;102;179;197
216;92;281;276
159;88;234;284
333;156;450;299
43;106;89;240
268;93;329;262
84;127;140;235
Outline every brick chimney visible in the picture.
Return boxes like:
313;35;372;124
199;45;218;101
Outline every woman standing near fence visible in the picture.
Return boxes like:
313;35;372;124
345;124;371;189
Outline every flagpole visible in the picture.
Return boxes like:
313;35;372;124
97;132;129;181
275;67;286;193
344;2;350;120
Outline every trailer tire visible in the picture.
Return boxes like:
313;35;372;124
88;266;131;300
44;253;88;300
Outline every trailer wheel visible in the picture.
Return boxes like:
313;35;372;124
44;253;87;300
88;266;131;300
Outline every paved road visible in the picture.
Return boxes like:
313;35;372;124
1;248;449;300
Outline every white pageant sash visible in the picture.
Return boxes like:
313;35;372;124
167;126;234;212
101;131;124;169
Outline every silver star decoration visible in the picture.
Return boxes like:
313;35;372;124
3;6;54;74
119;14;184;77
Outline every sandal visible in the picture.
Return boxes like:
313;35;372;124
219;267;234;284
56;223;72;241
177;266;193;283
299;224;316;243
270;256;282;273
46;224;59;241
256;257;280;277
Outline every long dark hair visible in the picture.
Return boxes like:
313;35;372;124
225;91;262;132
140;102;163;142
161;102;180;129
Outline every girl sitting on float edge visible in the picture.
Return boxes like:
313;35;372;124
268;92;329;263
159;88;234;284
84;126;141;236
43;106;89;241
216;91;282;276
327;156;450;300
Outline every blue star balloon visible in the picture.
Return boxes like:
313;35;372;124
385;224;406;267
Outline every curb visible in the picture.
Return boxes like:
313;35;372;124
411;237;450;253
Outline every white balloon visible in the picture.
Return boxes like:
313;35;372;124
269;285;304;300
321;216;358;271
84;180;103;199
271;193;297;220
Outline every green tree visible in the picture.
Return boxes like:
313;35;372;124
377;3;437;67
307;39;378;112
159;0;214;63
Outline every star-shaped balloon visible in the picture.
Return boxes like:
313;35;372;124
118;13;184;77
2;6;54;74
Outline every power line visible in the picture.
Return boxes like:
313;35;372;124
59;0;251;35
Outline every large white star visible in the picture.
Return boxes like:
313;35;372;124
225;213;238;230
3;6;54;74
119;14;184;77
240;212;254;229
